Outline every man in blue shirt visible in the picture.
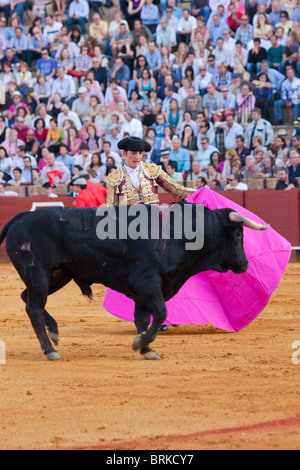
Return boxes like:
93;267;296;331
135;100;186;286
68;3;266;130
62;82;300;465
145;41;163;73
141;0;160;34
109;57;131;89
66;0;89;35
56;144;75;175
258;60;285;90
36;48;57;81
9;26;28;62
169;136;191;172
209;14;225;47
196;137;219;170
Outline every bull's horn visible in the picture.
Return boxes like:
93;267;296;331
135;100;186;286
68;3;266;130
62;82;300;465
229;212;270;231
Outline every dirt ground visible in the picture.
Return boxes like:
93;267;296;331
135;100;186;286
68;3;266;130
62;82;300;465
0;262;299;450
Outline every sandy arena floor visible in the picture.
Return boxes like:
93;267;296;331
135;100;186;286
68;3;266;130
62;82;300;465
0;263;299;450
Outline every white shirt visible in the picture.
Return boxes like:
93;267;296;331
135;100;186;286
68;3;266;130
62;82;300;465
121;118;143;139
57;111;82;131
43;21;62;44
177;15;197;32
124;164;141;190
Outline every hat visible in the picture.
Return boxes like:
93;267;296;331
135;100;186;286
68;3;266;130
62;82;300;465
277;129;287;136
72;178;87;186
232;73;241;78
160;149;170;156
26;130;35;135
109;124;119;131
12;91;21;96
117;136;152;153
78;86;87;94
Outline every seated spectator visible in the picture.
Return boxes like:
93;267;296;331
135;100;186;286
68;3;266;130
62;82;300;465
275;167;299;189
8;166;25;185
288;151;300;177
253;73;274;122
166;160;183;182
281;35;299;75
275;66;300;124
51;66;76;108
2;128;24;156
235;14;253;47
186;160;207;181
216;113;244;150
227;0;245;33
267;34;284;71
203;83;221;121
196;136;219;170
213;63;232;92
235;81;256;124
40;151;71;184
225;174;248;191
176;8;197;45
66;0;89;35
235;134;251;167
246;38;267;78
242;155;261;179
169;135;191;172
222;148;241;179
257;154;281;179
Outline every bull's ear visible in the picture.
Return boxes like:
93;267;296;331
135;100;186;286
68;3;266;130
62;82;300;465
229;212;270;231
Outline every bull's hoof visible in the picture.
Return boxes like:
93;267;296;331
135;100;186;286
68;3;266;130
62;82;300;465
48;332;59;345
132;332;147;351
143;350;161;360
46;351;63;361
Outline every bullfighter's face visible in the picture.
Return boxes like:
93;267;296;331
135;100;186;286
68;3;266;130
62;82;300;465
124;151;144;169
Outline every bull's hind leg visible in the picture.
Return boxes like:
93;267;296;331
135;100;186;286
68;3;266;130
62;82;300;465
134;303;161;360
23;268;63;360
21;268;72;348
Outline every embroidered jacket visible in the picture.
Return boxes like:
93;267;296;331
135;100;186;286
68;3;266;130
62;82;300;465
106;161;194;206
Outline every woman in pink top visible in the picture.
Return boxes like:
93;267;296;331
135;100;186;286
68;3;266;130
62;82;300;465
227;0;245;32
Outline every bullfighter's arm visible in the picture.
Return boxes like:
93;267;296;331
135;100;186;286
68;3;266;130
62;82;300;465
157;169;196;199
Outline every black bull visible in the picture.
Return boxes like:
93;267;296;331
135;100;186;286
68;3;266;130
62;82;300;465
0;202;269;360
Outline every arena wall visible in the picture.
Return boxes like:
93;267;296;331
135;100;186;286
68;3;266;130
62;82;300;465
0;190;299;263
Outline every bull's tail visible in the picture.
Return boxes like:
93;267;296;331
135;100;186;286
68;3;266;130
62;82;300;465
0;212;30;246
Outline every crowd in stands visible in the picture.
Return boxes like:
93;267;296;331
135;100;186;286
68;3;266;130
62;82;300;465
0;0;300;203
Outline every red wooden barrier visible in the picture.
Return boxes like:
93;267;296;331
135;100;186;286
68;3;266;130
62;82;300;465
0;190;299;262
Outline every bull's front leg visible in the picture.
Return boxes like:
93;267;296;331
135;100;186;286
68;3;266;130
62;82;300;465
133;303;161;360
132;293;167;360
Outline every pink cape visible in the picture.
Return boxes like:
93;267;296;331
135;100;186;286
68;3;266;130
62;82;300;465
102;188;291;332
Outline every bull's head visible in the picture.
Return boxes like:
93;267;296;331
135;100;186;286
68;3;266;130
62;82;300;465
223;211;270;275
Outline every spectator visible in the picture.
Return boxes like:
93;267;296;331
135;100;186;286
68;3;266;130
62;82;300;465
66;0;89;35
225;173;248;190
169;136;191;172
196;136;219;170
244;108;274;149
275;167;299;189
288;151;300;177
242;155;261;179
216;113;243;149
203;82;221;120
40;151;70;185
275;66;300;123
177;8;197;45
235;14;254;46
247;37;267;78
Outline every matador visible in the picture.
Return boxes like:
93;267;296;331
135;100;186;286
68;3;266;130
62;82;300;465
106;137;194;206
